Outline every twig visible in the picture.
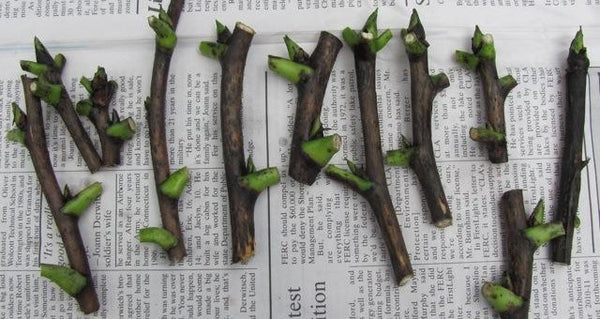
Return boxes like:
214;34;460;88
77;67;135;166
552;29;589;264
326;10;413;285
21;38;103;172
385;10;452;228
483;190;564;319
201;21;280;263
142;0;189;262
268;32;343;185
455;26;517;163
7;76;102;313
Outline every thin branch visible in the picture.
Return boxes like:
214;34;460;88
483;190;564;319
552;29;590;264
145;0;188;262
12;75;99;313
455;26;517;163
328;10;413;286
386;10;452;228
201;21;280;263
21;39;103;172
269;31;343;185
77;67;135;166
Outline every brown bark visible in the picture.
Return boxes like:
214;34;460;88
147;0;186;262
552;40;590;264
21;75;99;313
288;32;343;185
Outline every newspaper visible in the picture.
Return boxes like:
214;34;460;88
0;1;600;318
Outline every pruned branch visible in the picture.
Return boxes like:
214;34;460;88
77;67;135;166
142;0;189;262
327;10;413;286
201;21;280;263
455;26;517;163
268;31;343;185
483;190;564;319
386;9;452;228
21;38;103;172
552;29;590;264
8;76;101;313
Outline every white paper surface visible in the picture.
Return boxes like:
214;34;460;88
1;1;600;318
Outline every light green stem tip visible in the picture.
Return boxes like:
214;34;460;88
40;264;87;296
570;28;585;54
524;221;566;247
199;41;228;59
159;167;190;199
284;35;305;61
529;199;545;226
139;227;178;250
363;8;379;36
20;60;48;76
7;129;26;145
61;182;103;217
76;100;93;117
469;126;505;143
107;117;136;141
80;76;93;93
455;50;480;71
268;56;313;84
482;282;524;313
385;149;413;167
325;165;373;192
408;9;421;30
370;29;392;53
216;20;227;34
30;80;62;106
148;15;177;50
301;134;342;167
342;27;360;47
239;167;280;193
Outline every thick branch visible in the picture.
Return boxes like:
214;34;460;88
280;32;343;185
25;38;102;172
552;29;590;264
146;0;187;262
397;11;452;227
20;75;99;313
332;11;413;285
206;22;280;263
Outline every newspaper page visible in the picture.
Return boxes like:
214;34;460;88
0;2;600;318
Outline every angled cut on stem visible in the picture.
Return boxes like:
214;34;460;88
483;190;564;318
327;10;413;285
142;0;189;262
268;31;343;185
201;21;280;263
7;76;101;313
385;9;452;228
77;67;135;166
455;26;517;163
552;29;590;264
21;38;103;172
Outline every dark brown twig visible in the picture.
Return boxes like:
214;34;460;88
77;67;135;166
268;32;343;185
21;39;103;172
552;29;590;264
145;0;188;262
386;10;452;227
483;190;564;319
16;75;99;313
327;10;413;286
455;26;517;163
201;22;280;263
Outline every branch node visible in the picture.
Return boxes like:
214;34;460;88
30;78;62;106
